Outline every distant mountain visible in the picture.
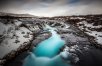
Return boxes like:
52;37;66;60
0;12;37;18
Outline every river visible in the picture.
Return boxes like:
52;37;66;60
23;24;71;66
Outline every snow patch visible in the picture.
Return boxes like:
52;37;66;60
0;22;33;59
77;21;102;45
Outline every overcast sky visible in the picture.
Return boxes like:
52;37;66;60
0;0;102;17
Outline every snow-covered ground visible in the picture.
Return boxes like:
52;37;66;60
70;17;86;20
77;21;102;45
0;20;33;59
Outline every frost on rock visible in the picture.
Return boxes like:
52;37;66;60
0;21;33;60
77;21;102;45
62;46;80;63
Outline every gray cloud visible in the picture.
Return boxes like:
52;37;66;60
0;0;102;17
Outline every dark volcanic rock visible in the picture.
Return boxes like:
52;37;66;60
0;13;102;66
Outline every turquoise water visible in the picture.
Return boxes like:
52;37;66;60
23;25;71;66
33;25;65;58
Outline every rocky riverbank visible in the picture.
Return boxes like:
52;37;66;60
0;13;102;66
